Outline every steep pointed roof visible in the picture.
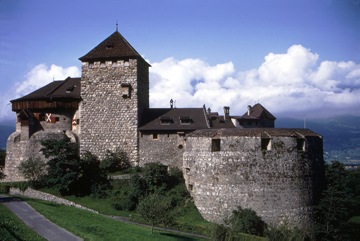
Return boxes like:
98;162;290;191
79;31;148;64
241;103;276;120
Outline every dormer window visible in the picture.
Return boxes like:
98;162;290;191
180;116;192;125
66;85;76;94
121;83;131;98
160;116;172;125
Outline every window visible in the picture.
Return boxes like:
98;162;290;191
121;83;131;98
211;139;221;152
261;138;271;151
297;138;306;151
180;116;192;125
160;116;172;125
152;133;159;140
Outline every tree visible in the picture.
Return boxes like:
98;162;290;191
137;193;174;234
18;158;47;188
315;161;355;240
41;137;111;196
41;136;81;195
0;149;5;180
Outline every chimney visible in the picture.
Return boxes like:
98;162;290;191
247;105;252;116
224;106;230;120
170;99;174;108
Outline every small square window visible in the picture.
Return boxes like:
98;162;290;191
212;139;221;152
261;138;271;151
152;134;159;140
297;139;306;151
121;83;131;98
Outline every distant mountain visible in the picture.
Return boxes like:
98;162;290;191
277;115;360;162
0;121;15;149
1;116;359;162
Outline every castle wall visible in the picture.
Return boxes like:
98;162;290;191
80;59;149;163
183;133;324;231
3;130;78;182
139;132;186;168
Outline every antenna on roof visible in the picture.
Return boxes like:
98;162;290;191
116;20;119;32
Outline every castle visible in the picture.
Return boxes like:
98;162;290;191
3;29;324;231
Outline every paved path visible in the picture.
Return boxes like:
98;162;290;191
0;196;83;241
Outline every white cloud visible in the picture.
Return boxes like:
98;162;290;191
14;64;80;97
149;45;360;118
0;64;80;121
2;45;360;122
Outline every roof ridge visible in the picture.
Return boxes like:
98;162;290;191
45;77;71;97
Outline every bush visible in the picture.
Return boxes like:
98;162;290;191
212;206;266;240
112;174;147;211
265;226;310;241
227;207;266;236
100;148;130;173
142;162;170;193
18;158;47;188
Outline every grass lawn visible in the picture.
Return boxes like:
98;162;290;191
0;203;46;241
28;199;207;241
40;187;214;235
348;216;360;224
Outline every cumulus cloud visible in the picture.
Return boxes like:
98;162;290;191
149;45;360;118
0;64;80;121
14;64;80;97
2;45;360;122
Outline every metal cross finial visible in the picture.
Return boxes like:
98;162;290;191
116;21;118;32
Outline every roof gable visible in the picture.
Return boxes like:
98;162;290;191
11;77;81;102
79;31;148;63
241;103;276;120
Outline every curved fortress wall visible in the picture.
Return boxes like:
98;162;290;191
183;128;324;231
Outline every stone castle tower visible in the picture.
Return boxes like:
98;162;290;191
79;30;150;163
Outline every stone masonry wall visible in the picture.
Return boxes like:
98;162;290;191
183;135;324;232
3;130;78;182
80;59;149;163
10;188;98;213
139;132;186;168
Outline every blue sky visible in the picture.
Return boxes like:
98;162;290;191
1;0;360;121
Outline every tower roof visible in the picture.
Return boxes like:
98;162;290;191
241;103;276;120
79;31;148;64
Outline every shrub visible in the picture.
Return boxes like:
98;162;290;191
18;158;47;188
142;162;170;193
212;206;266;240
265;225;310;241
112;174;147;211
227;207;266;236
100;148;130;173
